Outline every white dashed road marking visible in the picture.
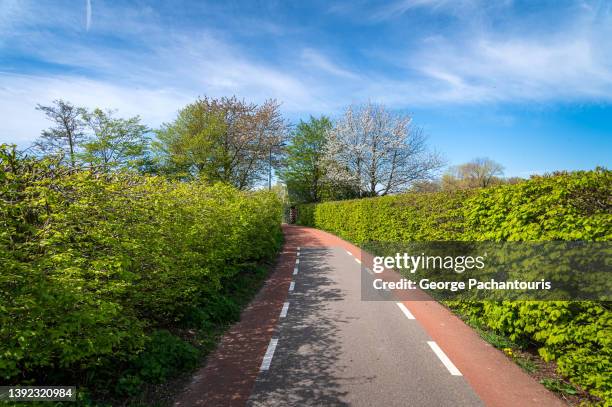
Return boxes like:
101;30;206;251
354;258;361;264
427;341;462;376
260;338;279;371
289;281;295;291
293;266;298;275
280;302;289;318
346;250;353;256
396;302;416;320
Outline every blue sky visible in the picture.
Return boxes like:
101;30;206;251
1;0;610;176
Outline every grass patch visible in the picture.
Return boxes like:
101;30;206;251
468;320;517;349
540;378;579;396
465;317;538;374
514;356;538;374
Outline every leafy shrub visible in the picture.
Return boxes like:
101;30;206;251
0;145;282;396
199;292;241;325
122;330;200;389
297;190;472;243
462;169;611;241
297;168;611;402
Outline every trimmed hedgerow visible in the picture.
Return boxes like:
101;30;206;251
297;190;473;243
0;145;282;398
297;168;611;402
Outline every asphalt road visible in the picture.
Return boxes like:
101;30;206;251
247;247;484;407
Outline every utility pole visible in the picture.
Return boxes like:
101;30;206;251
268;146;272;190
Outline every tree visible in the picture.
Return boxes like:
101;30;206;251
153;106;226;179
325;103;444;197
279;116;332;203
154;97;287;189
80;108;149;172
442;157;505;190
34;99;86;166
409;179;441;193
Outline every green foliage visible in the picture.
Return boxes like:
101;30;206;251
33;100;151;173
279;115;350;203
118;330;200;392
0;145;282;398
462;168;611;241
152;97;286;189
297;190;472;244
79;108;150;172
297;168;611;402
33;99;87;167
153;104;228;180
540;378;578;395
467;317;519;349
514;355;538;374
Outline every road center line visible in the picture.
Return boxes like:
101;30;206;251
260;338;279;371
289;281;295;291
293;266;298;275
280;302;289;318
427;341;462;376
396;302;416;320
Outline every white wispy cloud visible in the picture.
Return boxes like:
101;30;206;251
0;73;193;145
0;0;30;44
372;0;476;20
0;3;327;146
407;32;612;103
85;0;92;31
301;48;360;79
358;0;612;105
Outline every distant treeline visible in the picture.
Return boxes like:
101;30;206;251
23;97;519;204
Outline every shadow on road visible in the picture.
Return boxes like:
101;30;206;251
248;248;372;406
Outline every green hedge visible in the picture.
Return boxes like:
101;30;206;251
0;146;282;397
297;169;611;402
297;190;473;243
